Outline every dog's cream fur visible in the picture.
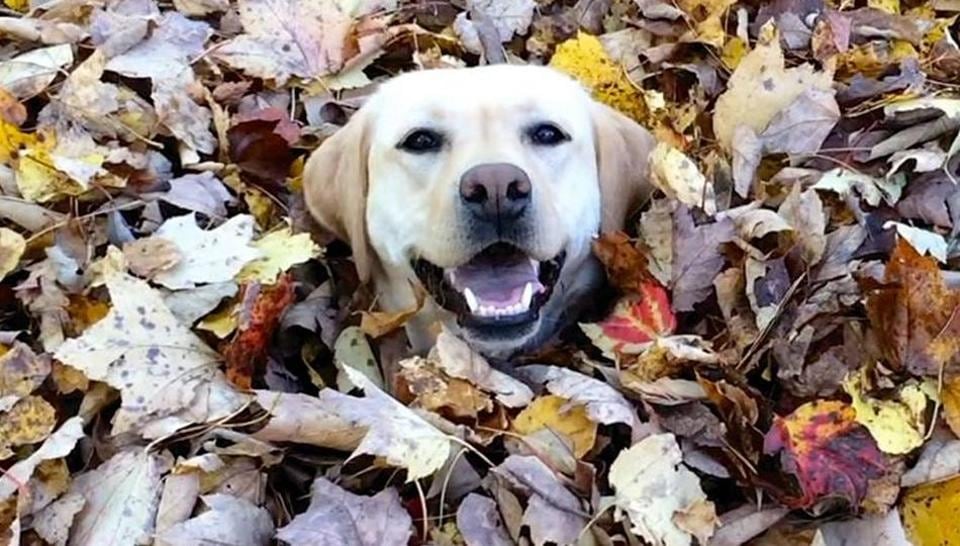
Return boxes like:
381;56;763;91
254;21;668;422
303;65;654;355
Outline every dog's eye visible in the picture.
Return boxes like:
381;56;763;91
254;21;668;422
528;123;569;146
398;129;444;153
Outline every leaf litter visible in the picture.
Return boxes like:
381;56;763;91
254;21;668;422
1;0;960;545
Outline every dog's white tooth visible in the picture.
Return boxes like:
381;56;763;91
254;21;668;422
448;270;457;285
529;258;539;274
463;288;479;313
520;282;533;311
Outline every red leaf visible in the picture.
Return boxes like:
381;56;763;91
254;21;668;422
763;400;890;511
223;274;296;389
227;107;301;186
582;281;676;355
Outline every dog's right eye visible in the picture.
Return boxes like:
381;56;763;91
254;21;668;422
398;129;444;153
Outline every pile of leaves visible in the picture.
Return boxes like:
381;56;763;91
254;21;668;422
2;0;960;544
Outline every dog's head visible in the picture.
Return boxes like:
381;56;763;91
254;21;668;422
304;65;654;356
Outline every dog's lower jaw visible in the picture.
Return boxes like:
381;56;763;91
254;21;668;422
408;254;605;359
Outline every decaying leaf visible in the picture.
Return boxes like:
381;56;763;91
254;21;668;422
714;24;834;151
609;433;718;546
236;226;320;284
900;476;960;546
276;478;412;546
843;371;929;454
150;214;261;290
763;400;892;511
491;455;588;546
67;450;167;546
155;494;274;546
54;249;246;434
865;238;960;377
512;394;597;458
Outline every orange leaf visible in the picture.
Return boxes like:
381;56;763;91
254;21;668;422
592;231;650;292
864;238;960;377
223;274;296;389
763;400;891;511
581;281;676;355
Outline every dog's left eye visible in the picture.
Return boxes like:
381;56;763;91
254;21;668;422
398;129;445;153
528;123;569;146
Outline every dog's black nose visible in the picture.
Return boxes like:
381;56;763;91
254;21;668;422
459;163;531;222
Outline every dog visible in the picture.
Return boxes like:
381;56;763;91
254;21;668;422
303;64;654;357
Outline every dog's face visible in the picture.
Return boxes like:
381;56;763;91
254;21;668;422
304;65;654;356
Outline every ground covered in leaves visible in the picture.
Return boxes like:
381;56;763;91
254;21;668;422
2;0;960;544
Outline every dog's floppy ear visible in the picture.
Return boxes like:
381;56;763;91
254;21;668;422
302;110;375;282
592;102;656;232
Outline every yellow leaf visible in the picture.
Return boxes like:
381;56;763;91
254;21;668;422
549;32;647;122
721;36;747;70
868;0;899;13
360;283;427;339
196;303;238;339
66;295;111;334
943;378;960;438
16;133;87;203
0;228;25;281
0;119;35;162
901;476;960;546
649;142;715;214
244;188;276;228
843;372;928;454
0;395;56;459
236;226;320;284
713;22;834;151
2;0;28;12
512;394;597;458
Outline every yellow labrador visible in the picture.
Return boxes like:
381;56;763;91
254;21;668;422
304;64;654;357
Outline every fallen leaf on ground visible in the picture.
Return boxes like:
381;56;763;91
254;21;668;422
609;433;718;546
360;282;427;338
843;371;929;454
763;400;891;512
580;280;676;357
54;248;243;434
714;24;834;151
156;494;274;546
0;395;56;459
236;226;320;284
517;364;638;430
276;477;412;546
512;394;597;458
223;275;296;389
151;214;262;290
456;493;513;546
650;143;716;214
67;450;167;546
900;475;960;546
864;238;960;377
491;455;588;546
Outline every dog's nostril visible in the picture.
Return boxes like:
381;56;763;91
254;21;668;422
506;179;531;201
464;182;488;204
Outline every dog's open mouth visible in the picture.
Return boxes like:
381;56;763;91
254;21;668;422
412;243;565;327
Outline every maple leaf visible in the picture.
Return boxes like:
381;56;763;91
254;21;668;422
864;238;960;377
152;214;263;290
580;280;676;356
54;249;247;434
763;400;891;512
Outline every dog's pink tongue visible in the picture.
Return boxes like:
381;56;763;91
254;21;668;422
451;254;542;305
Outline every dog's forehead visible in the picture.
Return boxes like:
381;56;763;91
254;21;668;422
365;66;592;127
